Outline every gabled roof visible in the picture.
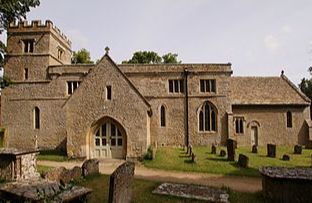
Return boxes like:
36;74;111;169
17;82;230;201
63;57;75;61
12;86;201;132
230;75;310;106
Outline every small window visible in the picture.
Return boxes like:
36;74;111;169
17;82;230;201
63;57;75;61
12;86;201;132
106;86;112;100
235;117;244;134
34;107;40;129
199;79;216;93
287;111;292;128
67;81;81;95
57;48;64;60
160;105;166;127
168;79;184;93
24;68;28;80
23;39;34;53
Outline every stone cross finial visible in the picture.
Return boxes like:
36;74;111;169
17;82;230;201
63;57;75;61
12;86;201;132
105;46;110;55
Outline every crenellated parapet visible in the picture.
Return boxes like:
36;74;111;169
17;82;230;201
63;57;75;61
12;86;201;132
8;20;71;48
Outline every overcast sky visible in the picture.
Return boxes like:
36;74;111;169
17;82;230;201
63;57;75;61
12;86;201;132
2;0;312;84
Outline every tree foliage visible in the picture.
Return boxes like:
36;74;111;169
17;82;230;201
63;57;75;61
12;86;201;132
122;51;181;64
0;0;40;29
162;53;181;64
299;69;312;99
71;48;94;64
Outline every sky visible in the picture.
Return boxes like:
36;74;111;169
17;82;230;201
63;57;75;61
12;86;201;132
1;0;312;84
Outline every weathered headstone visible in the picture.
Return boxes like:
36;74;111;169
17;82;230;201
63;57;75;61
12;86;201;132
189;145;193;157
282;154;290;161
226;139;235;161
238;154;249;168
220;150;226;157
267;144;276;158
294;145;302;154
191;153;196;163
252;145;258;153
82;159;99;177
211;144;216;154
108;161;135;203
45;166;82;185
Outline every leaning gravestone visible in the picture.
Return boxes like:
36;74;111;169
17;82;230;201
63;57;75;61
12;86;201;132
252;145;258;153
82;159;99;177
108;161;135;203
211;144;216;154
226;139;235;161
238;154;249;168
267;144;276;158
294;145;302;154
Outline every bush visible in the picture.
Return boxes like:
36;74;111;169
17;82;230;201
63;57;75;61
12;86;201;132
144;146;154;160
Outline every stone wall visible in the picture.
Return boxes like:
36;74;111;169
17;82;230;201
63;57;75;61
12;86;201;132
232;105;309;146
122;64;232;146
65;56;151;159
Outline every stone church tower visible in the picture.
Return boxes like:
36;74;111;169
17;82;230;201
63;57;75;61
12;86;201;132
5;20;71;81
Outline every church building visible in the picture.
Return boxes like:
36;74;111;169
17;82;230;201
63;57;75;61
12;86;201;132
1;20;311;159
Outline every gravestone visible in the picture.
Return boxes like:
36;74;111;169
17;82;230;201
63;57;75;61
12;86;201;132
220;150;226;157
108;161;135;203
294;145;302;154
211;144;216;154
82;159;99;177
252;145;258;153
191;153;196;163
282;154;290;161
189;145;193;157
267;144;276;158
226;139;235;161
238;154;249;168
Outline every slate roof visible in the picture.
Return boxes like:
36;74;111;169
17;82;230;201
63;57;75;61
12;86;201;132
230;75;310;105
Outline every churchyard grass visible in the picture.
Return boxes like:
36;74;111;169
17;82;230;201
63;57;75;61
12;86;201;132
77;174;264;203
143;146;312;177
37;165;54;175
37;150;68;162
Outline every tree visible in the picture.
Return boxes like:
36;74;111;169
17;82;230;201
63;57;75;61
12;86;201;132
71;48;94;64
122;51;162;64
122;51;181;64
0;0;40;67
299;67;312;118
162;53;181;64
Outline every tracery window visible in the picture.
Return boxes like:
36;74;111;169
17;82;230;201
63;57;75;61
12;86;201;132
199;102;217;132
235;117;244;134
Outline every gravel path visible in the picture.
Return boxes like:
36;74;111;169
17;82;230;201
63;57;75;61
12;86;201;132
38;160;261;193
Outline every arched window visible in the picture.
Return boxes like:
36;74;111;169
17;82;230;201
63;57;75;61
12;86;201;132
160;105;166;127
198;102;217;132
287;111;292;128
34;107;40;129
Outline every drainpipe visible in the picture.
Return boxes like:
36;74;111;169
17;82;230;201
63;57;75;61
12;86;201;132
184;68;189;147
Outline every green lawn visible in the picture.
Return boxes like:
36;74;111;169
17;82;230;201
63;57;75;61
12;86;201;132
144;146;312;177
77;174;264;203
37;150;68;162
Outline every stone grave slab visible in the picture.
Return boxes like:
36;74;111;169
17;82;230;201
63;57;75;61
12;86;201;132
153;182;229;203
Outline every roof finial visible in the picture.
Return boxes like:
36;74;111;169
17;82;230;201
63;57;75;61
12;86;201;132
281;70;284;76
105;46;110;55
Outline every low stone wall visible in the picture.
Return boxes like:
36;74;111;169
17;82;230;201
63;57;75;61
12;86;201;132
260;167;312;203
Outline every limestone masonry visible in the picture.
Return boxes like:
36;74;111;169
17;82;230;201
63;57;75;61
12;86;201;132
1;20;311;159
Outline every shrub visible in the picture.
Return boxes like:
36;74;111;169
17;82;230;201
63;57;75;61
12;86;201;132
144;146;154;160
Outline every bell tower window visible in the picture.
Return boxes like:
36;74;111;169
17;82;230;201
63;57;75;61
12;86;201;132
23;39;35;53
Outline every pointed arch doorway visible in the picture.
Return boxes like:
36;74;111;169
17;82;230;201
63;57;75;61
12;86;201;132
90;117;127;159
